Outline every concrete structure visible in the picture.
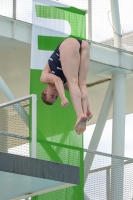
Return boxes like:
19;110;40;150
0;0;133;199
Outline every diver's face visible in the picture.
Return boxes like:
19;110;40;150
44;85;59;104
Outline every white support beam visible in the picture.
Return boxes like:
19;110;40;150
90;43;133;71
0;16;31;44
0;16;133;71
11;183;74;200
112;72;126;156
84;78;113;183
111;158;124;200
111;72;126;200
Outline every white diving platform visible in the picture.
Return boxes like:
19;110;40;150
0;152;79;200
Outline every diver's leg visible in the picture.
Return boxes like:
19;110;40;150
78;40;93;120
59;38;87;134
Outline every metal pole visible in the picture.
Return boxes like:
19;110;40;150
110;0;122;48
0;76;29;126
0;108;8;153
106;168;110;200
0;76;16;101
84;78;113;183
31;94;37;158
88;0;92;40
111;72;126;200
112;72;126;156
12;0;16;38
13;0;16;20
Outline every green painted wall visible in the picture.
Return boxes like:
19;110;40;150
30;3;86;199
36;5;86;40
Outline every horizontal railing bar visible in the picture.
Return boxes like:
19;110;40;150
87;39;133;56
0;94;33;108
84;149;133;161
0;131;29;141
89;160;133;174
0;15;32;25
89;166;111;174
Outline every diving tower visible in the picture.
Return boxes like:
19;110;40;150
0;151;79;200
0;0;133;199
0;94;79;200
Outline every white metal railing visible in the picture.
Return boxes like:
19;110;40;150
84;149;133;200
0;0;133;53
0;94;37;158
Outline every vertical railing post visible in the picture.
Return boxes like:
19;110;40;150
88;0;92;40
106;168;110;200
12;0;16;38
13;0;16;20
31;94;37;158
110;0;122;48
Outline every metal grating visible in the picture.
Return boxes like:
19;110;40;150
0;0;13;18
0;99;30;157
36;139;81;166
0;0;133;53
84;149;133;200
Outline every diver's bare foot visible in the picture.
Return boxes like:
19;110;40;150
74;115;88;135
86;111;93;121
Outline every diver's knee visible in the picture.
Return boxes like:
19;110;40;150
67;77;78;86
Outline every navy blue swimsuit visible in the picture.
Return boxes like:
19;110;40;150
48;39;82;84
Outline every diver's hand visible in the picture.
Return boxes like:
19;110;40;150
61;97;69;108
